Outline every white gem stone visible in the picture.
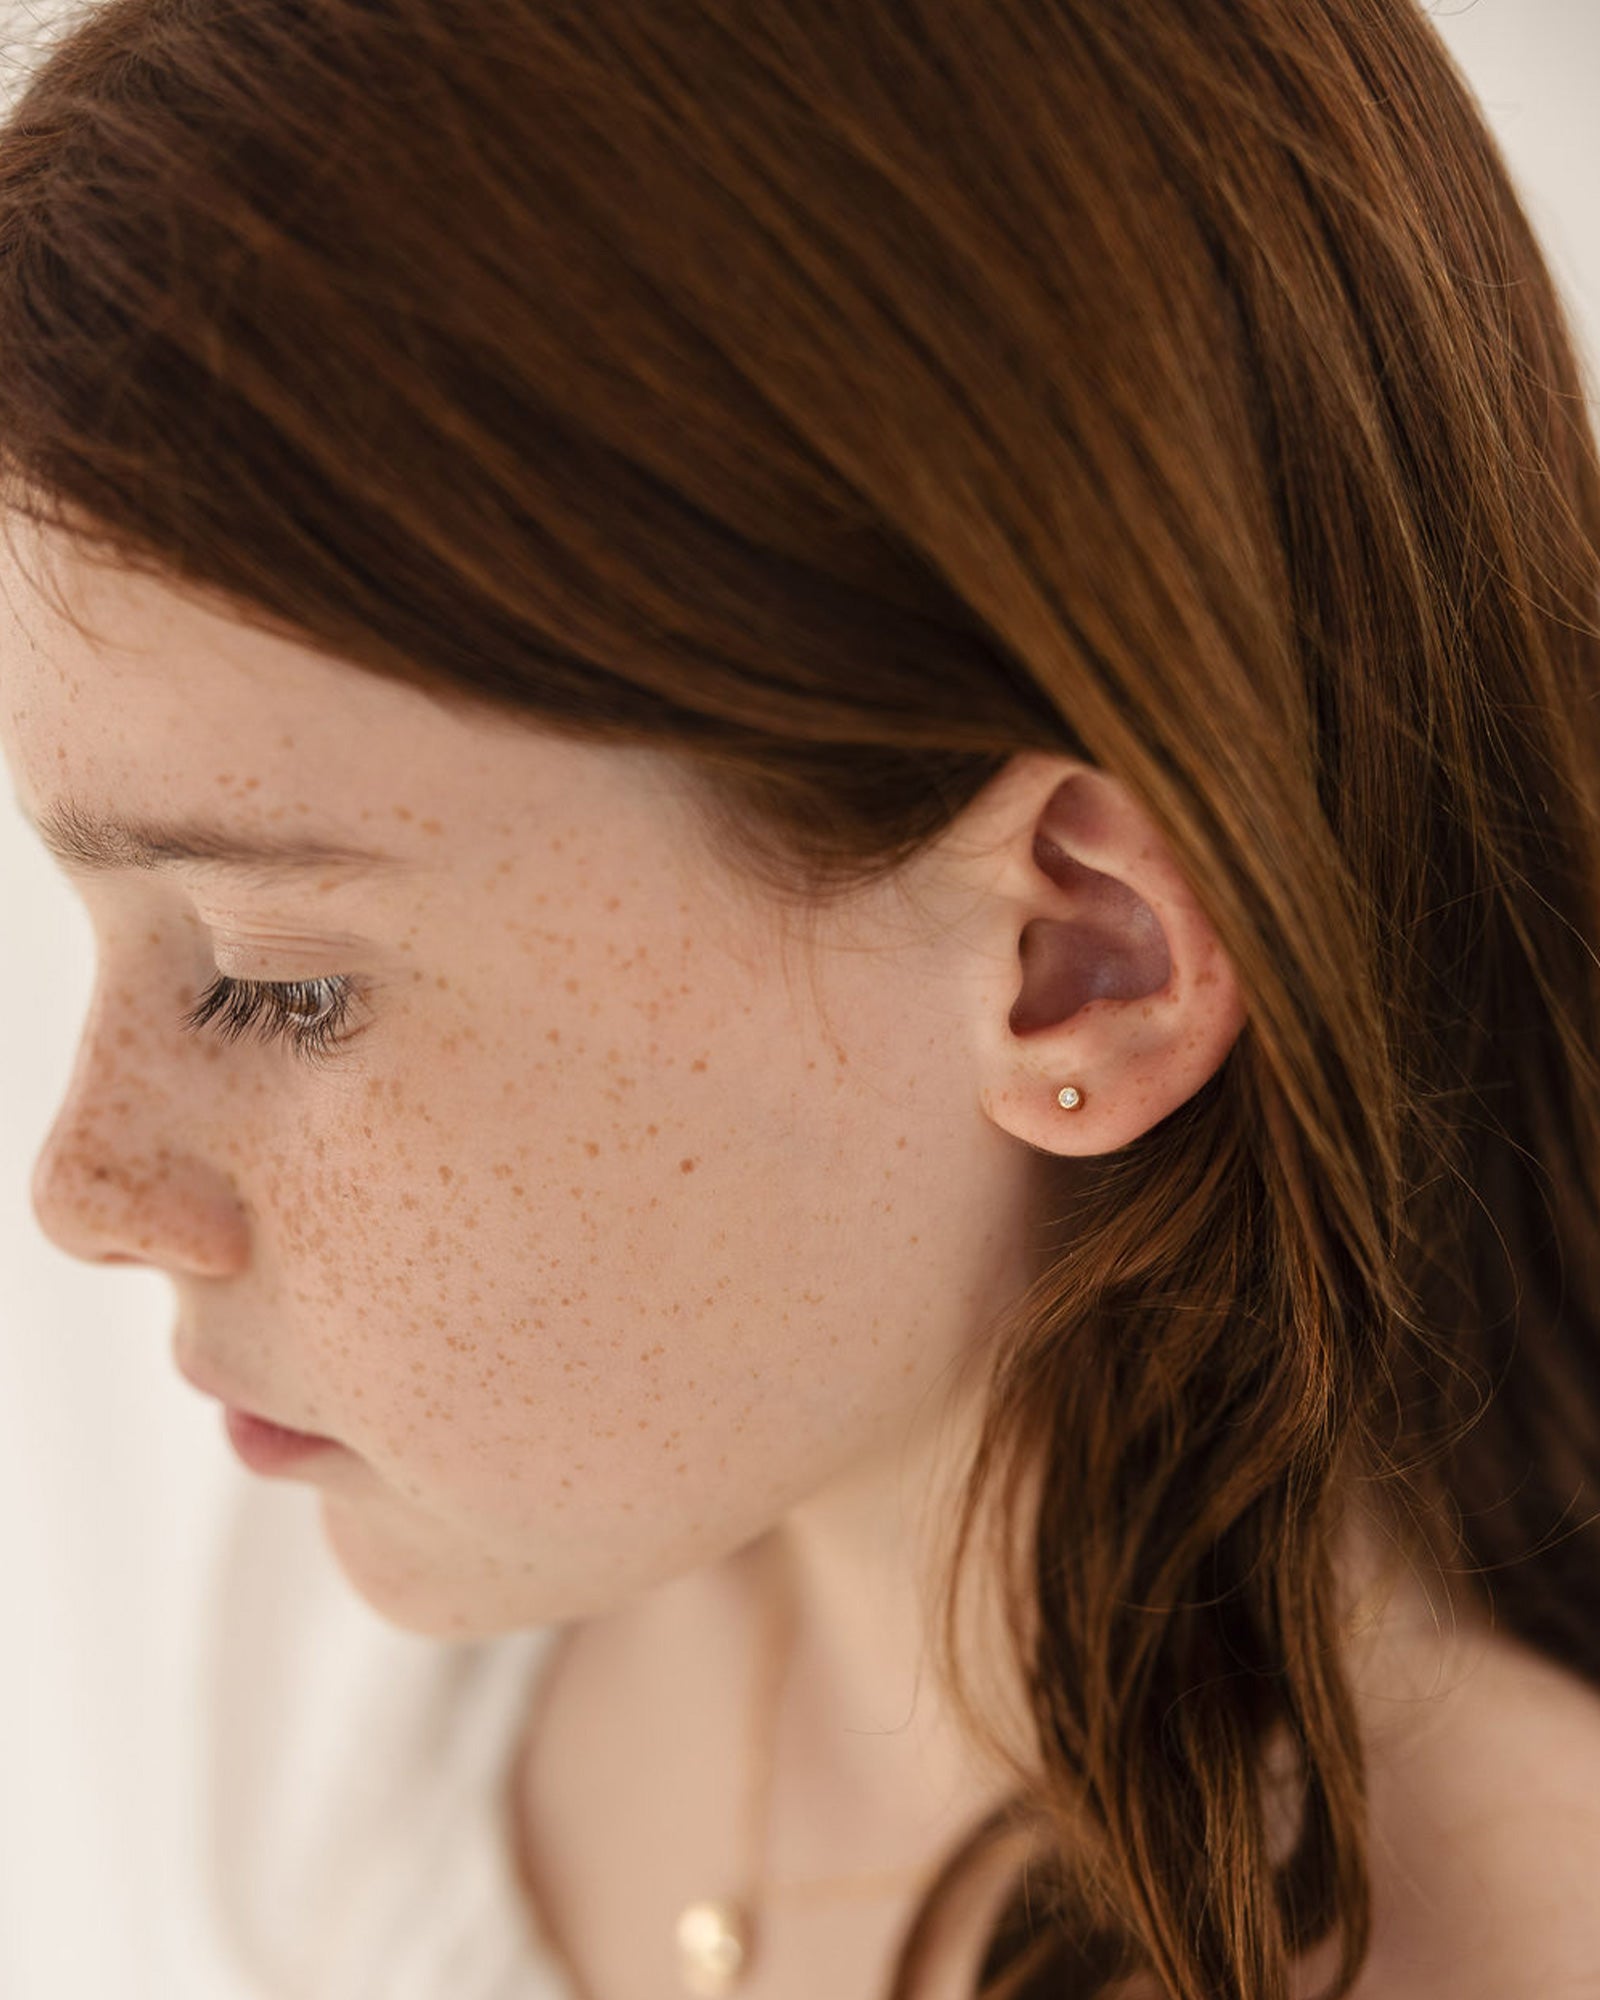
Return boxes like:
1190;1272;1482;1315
1057;1085;1081;1109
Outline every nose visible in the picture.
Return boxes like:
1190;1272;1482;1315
30;1129;246;1273
29;1001;250;1277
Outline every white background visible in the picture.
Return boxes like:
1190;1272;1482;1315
1;4;1598;1995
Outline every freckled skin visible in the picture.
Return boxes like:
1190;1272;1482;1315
0;521;1250;1928
0;528;1069;1642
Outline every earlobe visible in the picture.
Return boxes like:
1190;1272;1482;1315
969;757;1247;1156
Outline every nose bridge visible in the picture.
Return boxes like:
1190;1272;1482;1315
30;980;248;1275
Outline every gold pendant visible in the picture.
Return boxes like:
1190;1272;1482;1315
675;1897;751;1995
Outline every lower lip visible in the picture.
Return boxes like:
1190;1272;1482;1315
223;1406;342;1475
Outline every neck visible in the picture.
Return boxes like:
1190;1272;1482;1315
642;1348;1032;1888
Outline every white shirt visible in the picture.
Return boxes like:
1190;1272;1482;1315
200;1474;573;1999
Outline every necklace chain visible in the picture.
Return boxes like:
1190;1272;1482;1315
503;1556;962;2000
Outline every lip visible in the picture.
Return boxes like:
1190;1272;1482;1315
174;1347;343;1475
222;1406;342;1477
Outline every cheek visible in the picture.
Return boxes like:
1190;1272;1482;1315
244;882;983;1590
253;1009;906;1515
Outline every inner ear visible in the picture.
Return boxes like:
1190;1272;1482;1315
1008;834;1171;1034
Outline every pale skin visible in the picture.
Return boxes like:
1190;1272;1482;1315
4;519;1600;1998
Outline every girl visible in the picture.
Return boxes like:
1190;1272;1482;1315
3;2;1599;1995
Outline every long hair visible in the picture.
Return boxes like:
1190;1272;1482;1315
4;2;1600;1993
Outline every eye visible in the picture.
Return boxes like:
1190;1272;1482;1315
180;973;364;1065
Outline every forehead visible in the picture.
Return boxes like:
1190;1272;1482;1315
0;525;456;825
0;523;714;902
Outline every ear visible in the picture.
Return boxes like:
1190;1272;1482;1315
945;751;1248;1155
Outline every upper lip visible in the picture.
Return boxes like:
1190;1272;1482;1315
174;1347;327;1438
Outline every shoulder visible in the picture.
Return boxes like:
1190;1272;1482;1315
1348;1621;1600;1999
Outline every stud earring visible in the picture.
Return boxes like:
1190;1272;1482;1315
1057;1084;1084;1110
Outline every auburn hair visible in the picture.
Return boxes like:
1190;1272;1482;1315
4;2;1600;1994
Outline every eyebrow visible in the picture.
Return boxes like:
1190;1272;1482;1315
18;796;413;883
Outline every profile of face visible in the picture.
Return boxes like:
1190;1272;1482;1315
0;523;1245;1642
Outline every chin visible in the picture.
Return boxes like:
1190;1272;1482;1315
313;1491;484;1638
314;1491;584;1640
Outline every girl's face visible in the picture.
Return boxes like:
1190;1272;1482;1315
0;529;1044;1638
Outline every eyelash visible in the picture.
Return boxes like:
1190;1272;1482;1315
180;974;363;1065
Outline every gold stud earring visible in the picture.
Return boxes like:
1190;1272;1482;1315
1057;1084;1083;1110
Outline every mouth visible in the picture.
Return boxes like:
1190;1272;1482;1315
222;1406;343;1476
174;1345;343;1476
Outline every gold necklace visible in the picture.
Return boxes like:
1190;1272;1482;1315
502;1548;951;2000
673;1556;942;1994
